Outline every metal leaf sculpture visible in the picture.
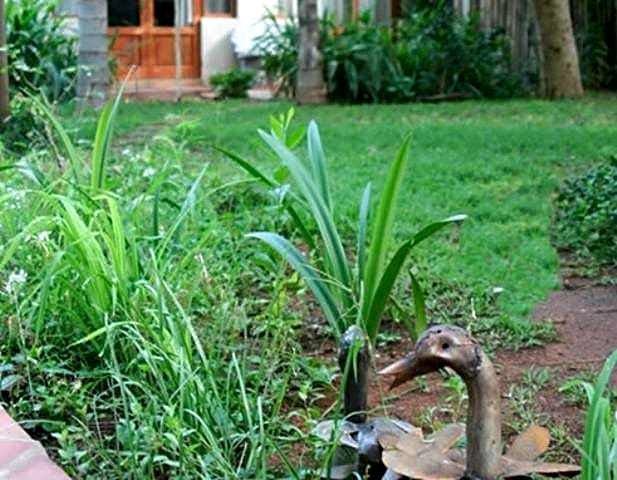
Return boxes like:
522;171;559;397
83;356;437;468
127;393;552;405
314;326;416;479
379;325;581;480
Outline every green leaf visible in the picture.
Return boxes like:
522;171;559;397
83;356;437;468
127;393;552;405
91;74;131;190
409;272;426;341
357;182;371;292
28;95;79;183
247;232;344;335
581;348;617;480
69;321;136;347
364;215;466;342
307;121;331;212
287;126;306;149
214;145;277;187
0;374;23;391
363;134;412;319
216;144;315;250
259;130;352;305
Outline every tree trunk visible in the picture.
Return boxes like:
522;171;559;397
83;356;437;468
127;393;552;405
296;0;326;104
0;0;10;121
533;0;584;98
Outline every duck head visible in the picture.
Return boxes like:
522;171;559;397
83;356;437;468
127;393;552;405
380;325;483;388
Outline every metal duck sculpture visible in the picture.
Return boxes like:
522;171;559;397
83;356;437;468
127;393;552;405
379;325;581;480
315;326;415;479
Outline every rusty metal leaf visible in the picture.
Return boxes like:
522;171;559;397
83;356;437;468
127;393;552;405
505;424;551;462
501;458;581;478
383;449;465;480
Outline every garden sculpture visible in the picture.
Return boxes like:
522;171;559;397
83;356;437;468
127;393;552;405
379;325;581;480
315;326;414;479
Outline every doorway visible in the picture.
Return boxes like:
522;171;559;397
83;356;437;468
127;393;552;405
108;0;202;79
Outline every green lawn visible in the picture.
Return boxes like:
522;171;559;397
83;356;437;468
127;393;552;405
73;95;617;325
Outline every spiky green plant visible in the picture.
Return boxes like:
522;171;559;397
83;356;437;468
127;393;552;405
221;109;466;343
580;349;617;480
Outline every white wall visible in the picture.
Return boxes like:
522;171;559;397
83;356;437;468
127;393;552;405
201;17;237;81
200;0;362;82
201;0;282;81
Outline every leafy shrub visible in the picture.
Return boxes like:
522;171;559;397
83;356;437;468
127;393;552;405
252;10;299;97
576;23;614;89
394;2;521;99
1;95;45;153
255;4;522;102
554;156;617;266
209;67;256;98
6;0;78;100
322;13;412;102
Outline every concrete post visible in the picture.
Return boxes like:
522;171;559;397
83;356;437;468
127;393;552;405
77;0;109;106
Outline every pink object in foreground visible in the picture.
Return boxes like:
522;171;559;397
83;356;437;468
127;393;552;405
0;406;70;480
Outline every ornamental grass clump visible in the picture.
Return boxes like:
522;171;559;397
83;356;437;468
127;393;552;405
220;109;466;344
1;89;293;477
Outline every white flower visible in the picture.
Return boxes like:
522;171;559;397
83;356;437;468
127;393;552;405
142;167;156;178
36;230;51;243
4;269;27;295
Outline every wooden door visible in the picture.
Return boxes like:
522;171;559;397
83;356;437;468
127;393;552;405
108;0;202;79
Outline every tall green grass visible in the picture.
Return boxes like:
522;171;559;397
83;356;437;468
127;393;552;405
222;109;466;343
0;97;317;478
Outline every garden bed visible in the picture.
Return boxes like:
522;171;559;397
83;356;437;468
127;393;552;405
1;96;616;478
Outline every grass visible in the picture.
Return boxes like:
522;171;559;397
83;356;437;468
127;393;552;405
69;95;617;326
1;94;616;478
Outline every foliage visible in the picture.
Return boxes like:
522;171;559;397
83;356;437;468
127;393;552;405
0;95;46;153
252;10;299;97
0;95;329;478
576;23;613;90
209;68;256;98
221;108;465;342
580;349;617;480
254;4;522;103
5;0;78;100
322;13;411;102
2;97;613;477
393;3;521;99
573;0;617;89
554;155;617;266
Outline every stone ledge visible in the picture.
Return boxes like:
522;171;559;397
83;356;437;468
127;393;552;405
0;406;71;480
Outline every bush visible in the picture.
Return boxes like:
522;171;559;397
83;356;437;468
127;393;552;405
6;0;78;100
554;155;617;266
394;2;522;99
252;10;299;97
1;95;45;153
322;13;412;102
255;3;522;103
209;68;256;98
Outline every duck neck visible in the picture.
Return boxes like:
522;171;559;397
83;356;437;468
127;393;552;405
338;326;369;424
462;349;501;480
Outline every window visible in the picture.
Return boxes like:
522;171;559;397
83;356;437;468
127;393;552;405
153;0;194;26
108;0;140;26
206;0;235;15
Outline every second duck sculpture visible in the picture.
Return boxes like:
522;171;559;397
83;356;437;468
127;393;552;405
380;325;580;480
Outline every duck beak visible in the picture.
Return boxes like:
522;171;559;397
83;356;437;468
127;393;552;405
379;353;433;389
